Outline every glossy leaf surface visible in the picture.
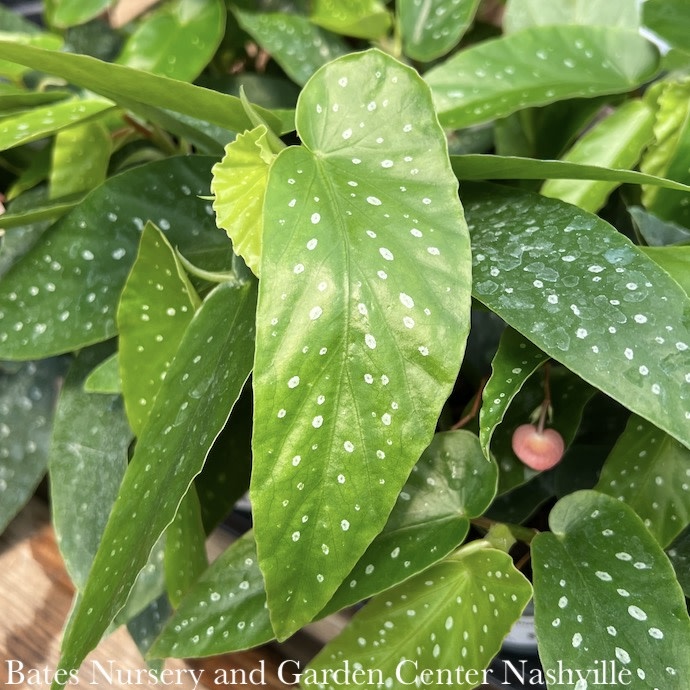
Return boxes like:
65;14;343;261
596;416;690;547
53;281;257;682
532;491;690;688
48;0;112;28
310;0;390;39
464;182;690;451
425;26;659;129
642;246;690;297
252;49;471;638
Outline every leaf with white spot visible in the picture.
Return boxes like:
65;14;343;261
83;352;120;394
0;98;115;152
320;430;498;616
464;182;690;451
307;544;532;689
479;327;549;459
596;416;690;547
310;0;391;39
149;531;271;658
52;281;257;681
50;344;132;589
503;0;640;33
0;156;231;361
234;9;348;86
532;490;690;688
252;49;472;638
211;125;277;277
116;0;226;82
425;26;659;129
0;356;69;534
541;100;655;213
399;0;480;62
117;222;200;436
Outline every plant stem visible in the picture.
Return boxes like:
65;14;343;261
537;362;552;434
471;516;538;545
451;376;488;430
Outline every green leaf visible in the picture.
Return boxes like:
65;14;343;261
0;5;42;33
234;9;348;86
0;195;83;231
0;32;63;80
50;121;111;199
643;0;690;54
0;98;115;152
307;544;532;689
0;356;68;534
504;0;640;33
464;182;690;451
310;0;390;39
532;490;690;688
596;416;690;547
49;344;132;589
0;84;70;110
629;206;690;247
164;487;208;607
52;281;257;685
117;222;199;436
320;430;498;616
47;0;112;28
399;0;480;62
252;49;471;638
126;595;171;677
211;125;276;277
116;0;226;82
83;352;120;394
479;327;549;459
149;531;270;658
541;100;655;212
667;527;690;596
642;246;690;298
425;26;659;129
0;156;230;361
0;40;285;135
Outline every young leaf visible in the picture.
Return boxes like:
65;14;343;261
479;328;549;460
83;352;120;394
49;344;131;589
540;100;655;212
596;416;690;547
47;0;112;28
0;156;229;360
532;490;690;687
310;0;391;40
52;281;257;686
399;0;480;62
252;49;471;638
306;544;532;689
116;0;226;82
504;0;640;33
464;182;690;451
425;26;659;129
211;125;276;277
117;222;199;436
0;356;69;534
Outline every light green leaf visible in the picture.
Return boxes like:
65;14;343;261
252;49;471;638
541;100;655;212
479;327;549;459
532;491;690;688
464;182;690;451
451;154;690;192
643;0;690;54
0;40;285;135
399;0;480;62
425;26;659;129
642;246;690;298
0;156;231;361
504;0;639;33
83;352;120;394
0;99;114;152
310;0;390;39
117;0;226;82
211;125;276;277
50;344;132;589
307;544;532;689
50;121;111;199
234;9;348;86
0;356;68;534
117;223;199;436
52;281;257;684
47;0;112;28
596;416;690;547
0;32;63;80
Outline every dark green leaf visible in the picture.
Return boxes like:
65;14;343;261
0;195;83;231
126;595;172;677
666;526;690;596
0;84;71;110
629;206;690;247
643;0;690;54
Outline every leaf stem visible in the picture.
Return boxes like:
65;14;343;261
451;376;488;430
471;516;538;545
